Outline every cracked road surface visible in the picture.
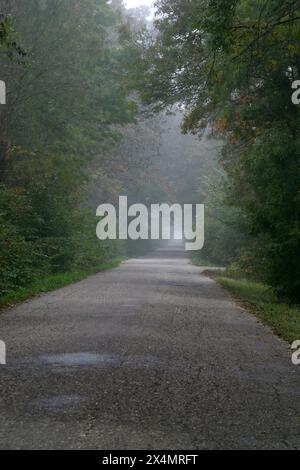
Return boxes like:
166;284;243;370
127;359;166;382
0;249;300;449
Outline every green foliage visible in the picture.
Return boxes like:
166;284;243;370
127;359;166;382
141;0;300;301
225;127;300;299
0;1;139;298
0;14;26;59
0;185;46;294
197;171;247;265
0;258;125;308
0;0;136;159
217;276;300;343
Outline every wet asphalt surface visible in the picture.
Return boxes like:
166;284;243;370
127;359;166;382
0;249;300;450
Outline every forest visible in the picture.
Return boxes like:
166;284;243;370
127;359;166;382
0;0;300;303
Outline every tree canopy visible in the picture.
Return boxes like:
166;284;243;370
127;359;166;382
138;0;300;300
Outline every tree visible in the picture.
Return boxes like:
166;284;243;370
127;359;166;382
0;0;139;294
139;0;300;300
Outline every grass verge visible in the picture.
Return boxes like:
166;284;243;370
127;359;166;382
212;274;300;343
192;254;222;268
0;257;126;309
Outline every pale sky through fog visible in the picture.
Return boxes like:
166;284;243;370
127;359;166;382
124;0;155;19
124;0;154;9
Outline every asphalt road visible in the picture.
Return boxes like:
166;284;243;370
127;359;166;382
0;249;300;450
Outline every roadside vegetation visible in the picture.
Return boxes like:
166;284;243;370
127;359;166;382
192;252;300;344
0;1;220;305
139;0;300;303
204;270;300;343
0;1;136;302
0;257;125;309
0;1;165;304
1;0;300;329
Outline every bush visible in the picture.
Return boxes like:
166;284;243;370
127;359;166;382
0;221;47;294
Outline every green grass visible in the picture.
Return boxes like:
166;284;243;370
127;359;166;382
216;276;300;343
0;257;126;309
192;254;223;268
